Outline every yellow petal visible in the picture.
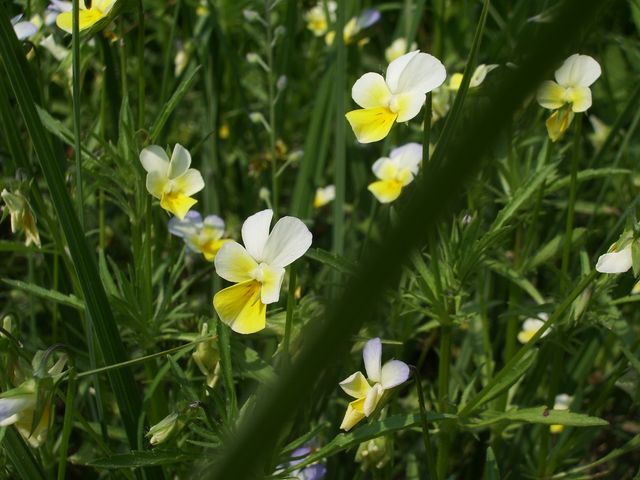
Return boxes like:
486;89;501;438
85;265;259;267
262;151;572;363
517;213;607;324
345;107;397;144
56;9;107;34
340;398;366;431
200;239;231;261
545;109;574;142
368;180;403;203
161;191;197;220
448;73;464;91
550;424;564;434
339;371;371;399
517;329;535;344
213;280;266;334
567;86;592;112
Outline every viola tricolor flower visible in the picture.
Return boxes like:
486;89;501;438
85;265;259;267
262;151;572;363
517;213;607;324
213;209;312;334
536;54;602;141
313;185;336;208
550;393;572;434
448;64;498;91
596;241;633;274
517;313;550;344
325;9;380;46
346;50;446;143
55;0;115;33
305;1;337;37
284;445;327;480
168;211;230;261
385;38;417;63
1;189;41;248
11;15;38;40
368;143;422;203
339;338;409;431
140;144;205;220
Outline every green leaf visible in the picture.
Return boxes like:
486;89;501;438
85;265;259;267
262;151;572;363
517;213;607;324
3;279;85;310
84;450;200;469
485;260;545;304
466;406;608;429
283;412;452;473
1;427;46;480
484;447;500;480
305;248;357;275
232;345;276;384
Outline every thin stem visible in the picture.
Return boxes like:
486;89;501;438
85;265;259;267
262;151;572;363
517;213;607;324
412;367;437;480
71;0;83;229
423;93;432;165
436;324;452;480
137;0;145;129
560;116;582;284
265;0;278;216
57;368;76;480
217;320;238;419
332;0;346;263
282;266;297;362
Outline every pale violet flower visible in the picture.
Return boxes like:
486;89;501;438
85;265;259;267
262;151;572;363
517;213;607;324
281;445;327;480
168;211;230;261
368;143;422;203
346;51;446;143
213;209;312;334
339;338;410;431
11;16;37;40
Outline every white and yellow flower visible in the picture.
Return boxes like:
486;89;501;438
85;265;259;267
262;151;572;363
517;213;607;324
517;313;550;344
1;189;41;248
448;64;498;91
140;144;205;220
313;185;336;208
537;54;601;141
345;50;446;143
168;210;230;261
325;9;380;46
385;38;417;63
368;143;422;203
213;209;312;334
55;0;115;33
596;242;632;274
339;338;409;431
550;393;572;434
305;1;337;37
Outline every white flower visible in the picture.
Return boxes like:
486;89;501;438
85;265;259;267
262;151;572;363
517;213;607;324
368;143;422;203
596;244;632;274
213;209;312;334
385;38;417;63
339;338;410;431
305;1;337;37
140;144;205;220
345;50;446;143
448;64;498;91
313;185;336;208
517;313;550;344
550;393;573;434
537;54;602;113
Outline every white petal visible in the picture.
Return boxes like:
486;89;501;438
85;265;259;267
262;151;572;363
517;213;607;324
262;216;313;268
175;168;205;196
390;143;422;174
168;144;192;179
363;338;382;383
391;90;426;123
259;264;285;304
385;50;420;92
364;383;383;416
13;21;37;40
351;72;392;109
371;157;393;180
554;54;601;88
392;51;447;95
595;246;632;274
214;241;258;282
140;145;169;174
168;211;201;238
242;209;273;261
380;360;410;389
470;64;498;87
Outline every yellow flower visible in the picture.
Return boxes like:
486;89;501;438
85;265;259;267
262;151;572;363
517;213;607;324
140;144;205;220
305;1;337;37
517;314;550;344
385;38;417;63
218;123;230;139
346;50;446;143
168;211;230;261
55;0;115;33
1;189;41;248
448;64;498;91
313;185;336;208
550;393;572;434
537;54;601;113
368;143;422;203
339;338;409;431
213;209;312;334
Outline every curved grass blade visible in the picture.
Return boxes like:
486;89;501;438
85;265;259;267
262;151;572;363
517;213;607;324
201;0;614;478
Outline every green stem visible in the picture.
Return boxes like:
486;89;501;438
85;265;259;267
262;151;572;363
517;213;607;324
560;116;582;283
137;0;145;129
436;324;452;480
265;0;278;216
217;320;238;419
282;267;296;362
71;0;83;229
57;368;76;480
332;0;346;266
413;368;437;480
